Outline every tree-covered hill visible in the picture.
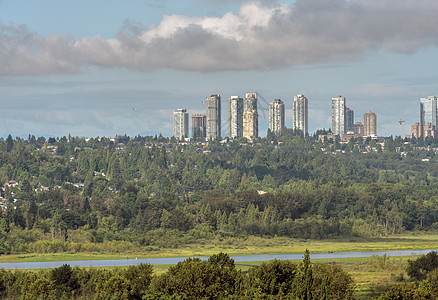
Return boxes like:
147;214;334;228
0;132;438;253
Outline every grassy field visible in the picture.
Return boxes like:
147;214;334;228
1;232;437;263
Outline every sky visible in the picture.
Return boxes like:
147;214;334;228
1;0;438;138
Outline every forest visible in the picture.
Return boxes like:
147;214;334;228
0;131;438;254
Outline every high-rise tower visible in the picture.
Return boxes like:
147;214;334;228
269;99;285;135
243;93;258;139
420;96;437;128
363;111;377;136
206;94;221;140
228;96;244;139
293;94;308;135
346;108;354;131
192;114;206;141
173;109;189;140
332;96;346;135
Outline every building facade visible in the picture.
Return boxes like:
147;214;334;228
411;122;436;138
346;108;354;131
269;99;285;135
351;122;364;136
420;96;437;127
332;96;346;136
228;96;244;139
191;114;206;141
293;94;308;135
363;110;377;136
243;93;258;139
206;94;221;140
173;109;189;140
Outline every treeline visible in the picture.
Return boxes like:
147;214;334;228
0;252;355;299
0;133;438;253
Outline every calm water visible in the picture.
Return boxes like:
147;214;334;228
0;249;436;269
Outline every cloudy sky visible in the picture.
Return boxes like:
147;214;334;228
1;0;438;138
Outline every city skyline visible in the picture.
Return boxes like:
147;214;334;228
175;92;438;140
2;1;438;138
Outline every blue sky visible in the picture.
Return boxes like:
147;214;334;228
1;0;438;138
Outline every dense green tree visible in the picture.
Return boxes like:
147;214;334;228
407;251;438;281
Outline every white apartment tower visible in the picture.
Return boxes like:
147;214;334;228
173;109;189;140
206;94;221;139
332;96;346;136
269;99;285;135
243;93;258;139
228;96;244;139
293;94;308;135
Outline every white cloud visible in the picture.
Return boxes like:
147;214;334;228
2;0;438;76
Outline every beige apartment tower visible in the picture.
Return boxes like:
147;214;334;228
363;111;377;136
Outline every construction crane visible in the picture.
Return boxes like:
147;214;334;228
398;119;405;137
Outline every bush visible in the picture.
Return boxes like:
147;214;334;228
407;251;438;281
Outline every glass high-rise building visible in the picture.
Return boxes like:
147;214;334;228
228;96;244;139
346;108;354;131
192;114;206;141
173;109;189;140
269;99;285;135
293;94;308;135
206;94;221;140
243;93;258;139
420;96;437;127
331;96;346;136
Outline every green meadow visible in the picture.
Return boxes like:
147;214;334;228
1;232;436;263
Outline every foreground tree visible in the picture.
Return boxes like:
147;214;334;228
407;251;438;281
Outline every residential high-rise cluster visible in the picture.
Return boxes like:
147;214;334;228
173;92;311;141
172;93;260;141
412;96;438;138
172;92;383;141
171;92;438;140
331;95;377;140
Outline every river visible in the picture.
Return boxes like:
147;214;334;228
0;249;436;269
